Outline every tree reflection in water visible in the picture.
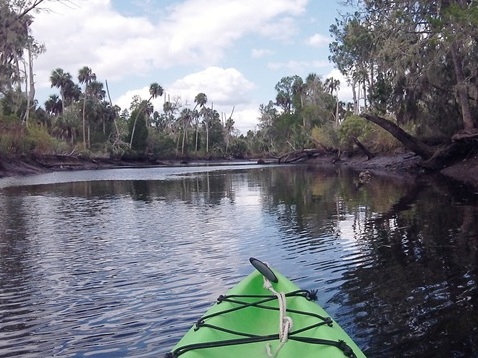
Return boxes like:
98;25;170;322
260;165;478;357
0;164;476;357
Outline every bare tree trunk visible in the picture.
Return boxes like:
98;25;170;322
335;91;340;127
362;80;367;109
23;58;30;126
22;45;36;127
176;126;181;156
28;46;35;118
204;118;208;154
104;80;121;139
82;94;87;148
353;81;359;115
181;116;188;154
195;120;199;155
450;43;474;130
12;49;23;115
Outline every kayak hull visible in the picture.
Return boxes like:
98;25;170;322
167;264;366;357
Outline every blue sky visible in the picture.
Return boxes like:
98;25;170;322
31;0;352;134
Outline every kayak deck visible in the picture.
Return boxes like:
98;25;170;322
166;259;366;357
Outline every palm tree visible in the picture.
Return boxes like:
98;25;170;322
51;106;80;144
180;108;193;155
163;101;176;133
202;105;216;154
194;92;207;108
89;80;106;101
50;68;72;113
44;94;62;116
325;77;341;126
129;82;163;148
292;76;307;128
144;102;154;125
78;66;96;148
63;80;82;106
193;93;207;153
85;80;106;145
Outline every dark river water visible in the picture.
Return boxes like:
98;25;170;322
0;164;477;357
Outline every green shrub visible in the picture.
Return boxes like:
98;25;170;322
228;138;248;159
127;110;148;151
26;124;57;154
147;131;177;158
338;114;401;154
0;121;27;155
311;123;339;150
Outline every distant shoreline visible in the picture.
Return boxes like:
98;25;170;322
1;152;477;190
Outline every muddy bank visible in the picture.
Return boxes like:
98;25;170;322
0;154;157;178
1;152;478;190
0;154;250;179
309;151;478;190
440;155;478;189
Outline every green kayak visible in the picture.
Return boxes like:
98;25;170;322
166;258;366;358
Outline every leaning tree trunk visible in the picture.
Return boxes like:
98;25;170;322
361;114;435;159
351;136;375;160
104;79;121;139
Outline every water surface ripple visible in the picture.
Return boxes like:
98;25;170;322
0;165;477;357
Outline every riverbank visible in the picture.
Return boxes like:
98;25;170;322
1;152;478;190
346;152;478;189
311;151;478;190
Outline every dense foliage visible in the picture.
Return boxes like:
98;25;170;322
330;0;478;139
1;0;477;162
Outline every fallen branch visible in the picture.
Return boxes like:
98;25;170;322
351;136;375;160
278;149;324;164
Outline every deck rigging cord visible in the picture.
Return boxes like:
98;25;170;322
262;262;293;357
165;289;357;358
165;258;358;358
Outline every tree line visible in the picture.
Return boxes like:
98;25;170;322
328;0;478;167
1;0;477;166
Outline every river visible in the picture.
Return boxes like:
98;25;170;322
0;164;477;357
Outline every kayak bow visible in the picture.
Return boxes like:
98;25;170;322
166;258;366;357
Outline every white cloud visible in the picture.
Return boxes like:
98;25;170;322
307;33;330;47
32;0;158;89
257;17;299;41
267;60;329;72
325;68;353;103
114;66;258;133
167;66;255;106
232;107;260;134
251;48;274;59
115;87;151;113
29;0;315;133
160;0;308;60
32;0;308;85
